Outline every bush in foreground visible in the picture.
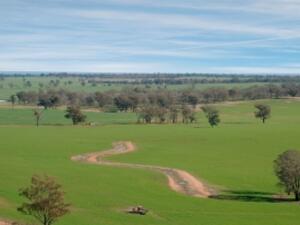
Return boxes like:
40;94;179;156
18;175;70;225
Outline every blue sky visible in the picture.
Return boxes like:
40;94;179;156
1;0;300;73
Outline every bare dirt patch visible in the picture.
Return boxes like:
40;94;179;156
0;219;12;225
71;141;215;198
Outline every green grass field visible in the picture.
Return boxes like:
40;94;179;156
1;99;300;225
0;107;137;126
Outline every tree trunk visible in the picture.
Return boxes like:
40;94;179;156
36;117;40;127
295;191;299;201
43;214;48;225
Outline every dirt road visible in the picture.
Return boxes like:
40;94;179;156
71;141;214;198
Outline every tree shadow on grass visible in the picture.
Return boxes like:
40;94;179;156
222;122;254;125
210;190;295;203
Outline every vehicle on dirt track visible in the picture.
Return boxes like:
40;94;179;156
127;206;148;215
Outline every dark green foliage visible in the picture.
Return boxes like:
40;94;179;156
201;106;220;127
274;150;300;201
65;106;86;125
38;94;60;109
114;95;136;112
254;104;271;123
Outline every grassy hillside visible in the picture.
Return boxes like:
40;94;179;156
0;99;300;225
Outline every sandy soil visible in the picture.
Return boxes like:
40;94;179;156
0;220;12;225
71;141;214;198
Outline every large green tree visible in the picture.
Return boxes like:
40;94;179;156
254;104;271;123
274;150;300;201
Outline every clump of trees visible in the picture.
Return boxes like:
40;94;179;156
38;95;60;109
282;83;298;97
136;105;196;124
18;175;70;225
65;106;86;125
181;105;196;123
201;106;220;127
274;150;300;201
137;106;156;123
254;104;271;123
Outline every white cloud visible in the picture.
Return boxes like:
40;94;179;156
0;60;163;73
101;0;300;18
205;66;300;75
69;9;299;38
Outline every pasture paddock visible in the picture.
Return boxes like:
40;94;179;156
0;99;300;225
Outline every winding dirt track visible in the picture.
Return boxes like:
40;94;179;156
71;141;214;198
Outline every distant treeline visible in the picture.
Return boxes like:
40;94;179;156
1;73;300;85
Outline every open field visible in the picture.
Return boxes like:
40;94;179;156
1;99;300;225
0;106;137;126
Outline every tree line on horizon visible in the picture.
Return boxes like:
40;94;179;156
2;73;300;84
2;72;300;92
